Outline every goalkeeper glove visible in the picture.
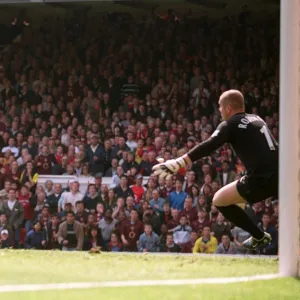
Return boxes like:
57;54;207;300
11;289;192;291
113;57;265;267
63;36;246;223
152;157;188;178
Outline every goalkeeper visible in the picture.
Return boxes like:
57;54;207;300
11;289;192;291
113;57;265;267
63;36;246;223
153;90;278;250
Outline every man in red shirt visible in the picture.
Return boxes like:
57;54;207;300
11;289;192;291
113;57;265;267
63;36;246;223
121;209;143;251
18;186;34;234
130;174;145;204
167;208;179;230
192;208;211;236
35;145;54;175
178;196;198;224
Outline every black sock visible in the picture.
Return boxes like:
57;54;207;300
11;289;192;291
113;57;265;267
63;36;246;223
216;205;265;240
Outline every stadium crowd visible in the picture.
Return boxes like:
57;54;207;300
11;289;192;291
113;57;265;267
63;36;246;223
0;9;279;255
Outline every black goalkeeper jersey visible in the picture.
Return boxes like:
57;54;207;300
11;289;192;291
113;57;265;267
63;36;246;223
188;113;278;175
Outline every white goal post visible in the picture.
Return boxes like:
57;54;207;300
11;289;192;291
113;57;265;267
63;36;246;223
279;0;300;277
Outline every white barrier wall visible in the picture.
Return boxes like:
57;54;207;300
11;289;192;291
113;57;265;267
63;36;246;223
38;175;149;194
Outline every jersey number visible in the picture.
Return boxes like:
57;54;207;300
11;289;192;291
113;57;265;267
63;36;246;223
260;125;276;150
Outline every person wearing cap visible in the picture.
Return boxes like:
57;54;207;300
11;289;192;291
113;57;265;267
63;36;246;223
0;229;10;249
0;213;12;246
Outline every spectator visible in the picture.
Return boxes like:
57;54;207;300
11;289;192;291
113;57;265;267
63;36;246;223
181;231;198;253
263;198;274;216
183;170;197;195
168;179;187;211
231;226;251;254
105;189;117;210
17;185;34;234
216;161;236;187
142;207;161;235
171;215;192;246
44;180;54;197
75;201;89;224
46;183;62;214
85;135;104;176
24;221;46;249
95;203;105;223
178;196;198;224
34;191;47;218
130;174;145;204
83;184;103;214
160;232;180;253
108;232;123;252
159;202;172;225
126;132;138;151
19;161;38;189
2;137;19;157
121;209;143;252
59;181;84;212
138;224;160;253
192;208;211;236
2;189;24;248
58;203;73;222
270;201;279;230
211;213;232;243
0;229;10;248
34;145;53;175
0;213;10;233
159;223;168;249
193;226;218;254
209;205;219;224
167;208;179;230
57;211;84;251
0;180;11;211
105;158;119;177
110;166;124;189
47;214;60;250
257;213;278;255
124;195;136;216
98;208;118;246
215;234;238;255
83;227;104;251
149;189;165;213
114;175;134;199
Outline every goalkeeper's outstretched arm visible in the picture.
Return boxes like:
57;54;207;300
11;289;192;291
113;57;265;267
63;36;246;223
183;121;230;164
152;121;230;178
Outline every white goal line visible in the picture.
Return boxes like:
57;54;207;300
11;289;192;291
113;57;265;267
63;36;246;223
0;274;280;293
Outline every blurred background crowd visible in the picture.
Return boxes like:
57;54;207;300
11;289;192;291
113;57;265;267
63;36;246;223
0;3;279;255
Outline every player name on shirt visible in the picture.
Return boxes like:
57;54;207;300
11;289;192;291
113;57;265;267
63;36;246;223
189;113;278;174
